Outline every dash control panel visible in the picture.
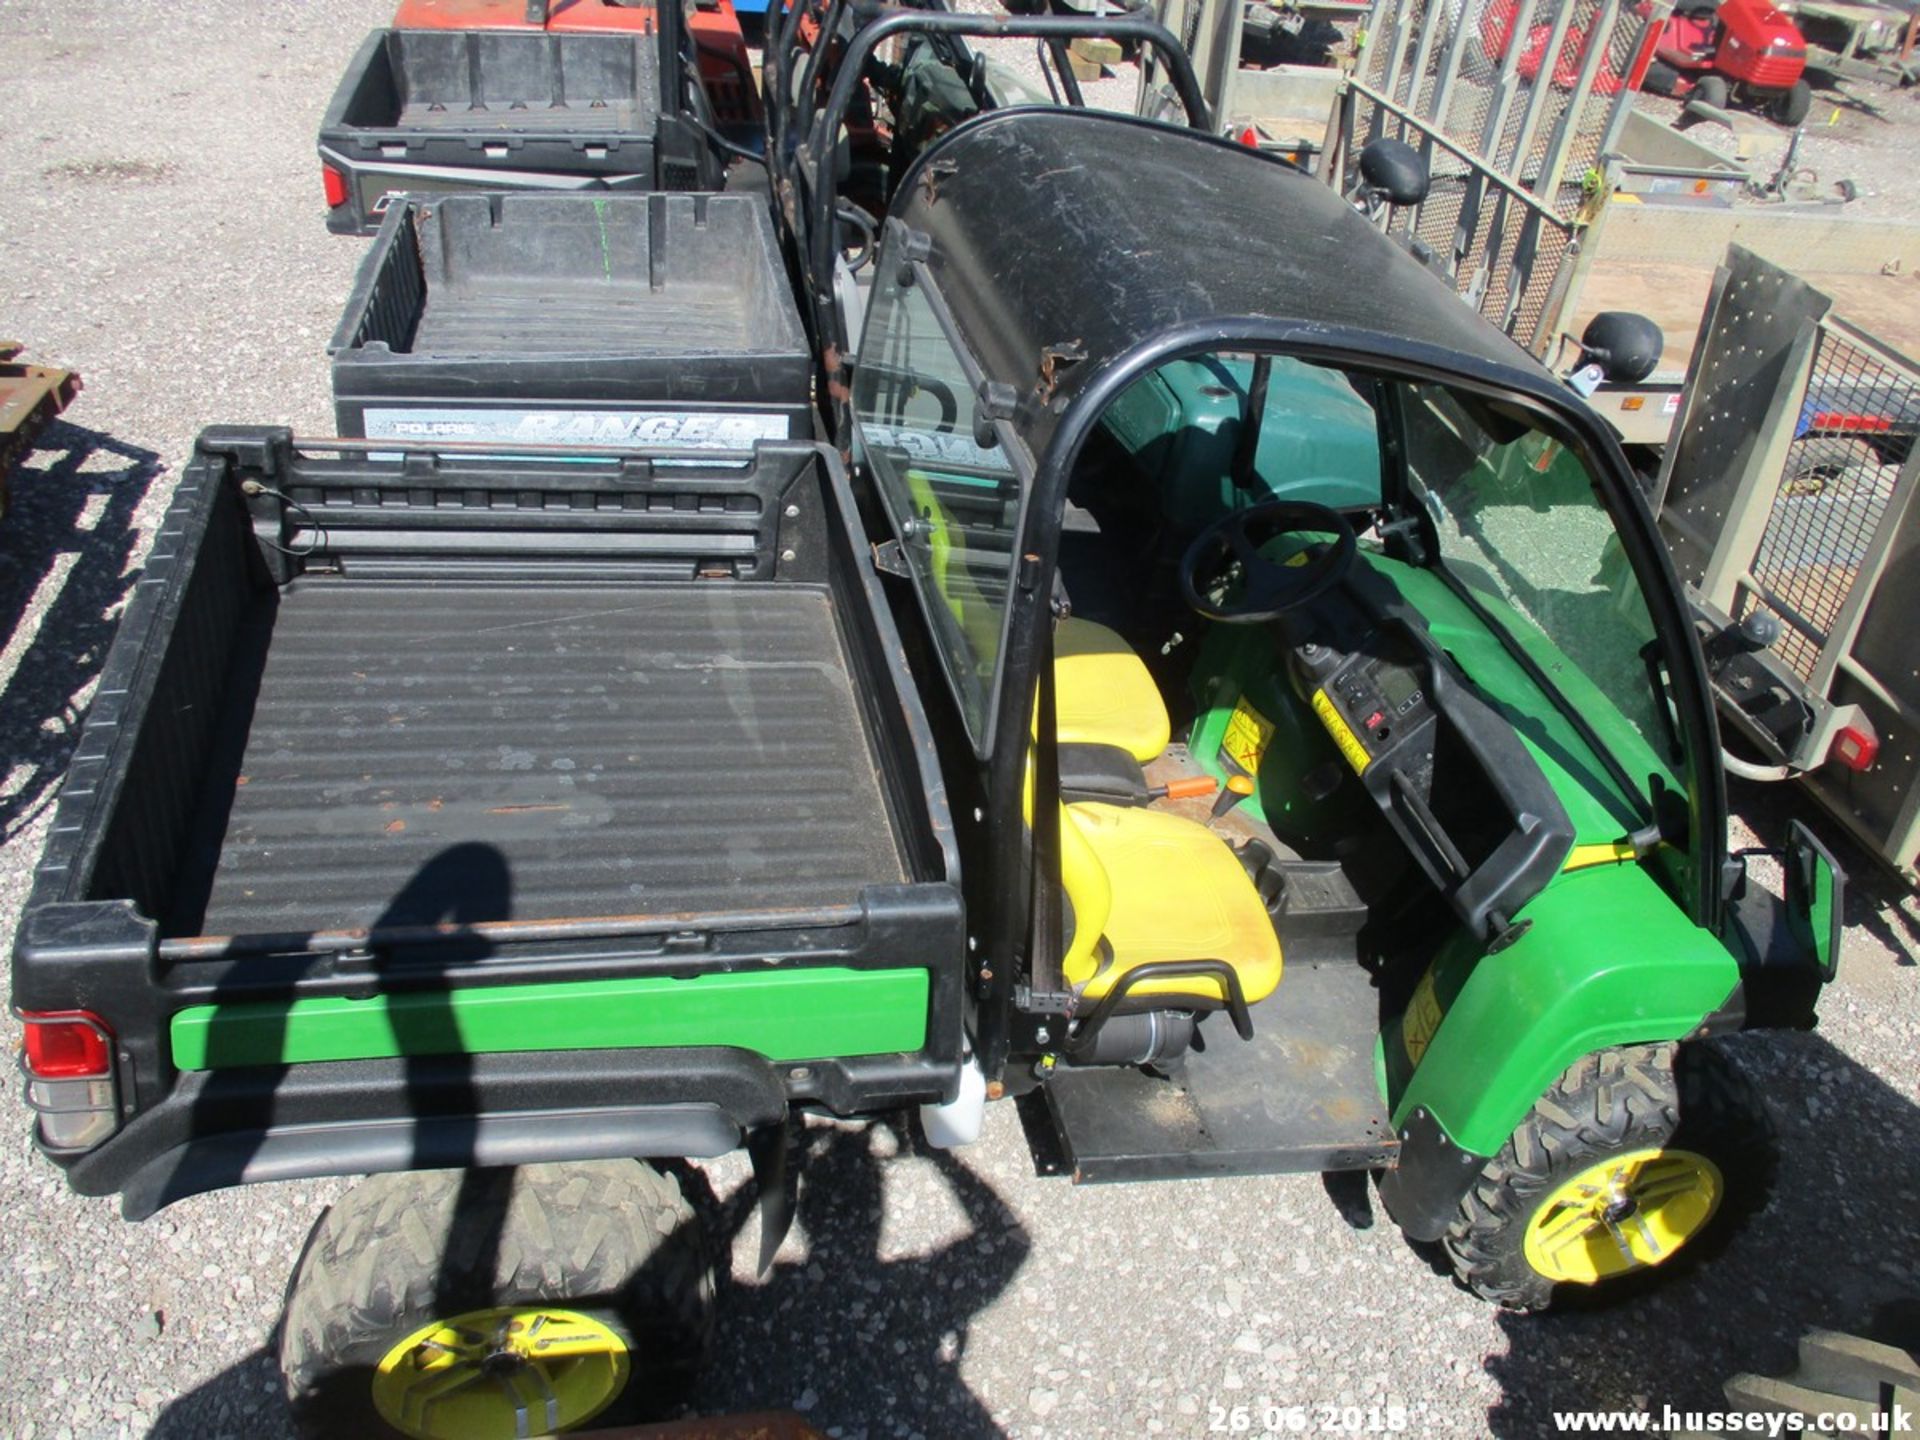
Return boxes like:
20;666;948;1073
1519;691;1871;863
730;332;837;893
1296;640;1433;774
1330;658;1428;753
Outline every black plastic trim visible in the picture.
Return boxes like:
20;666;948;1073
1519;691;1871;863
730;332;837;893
1375;1104;1491;1243
119;1104;741;1222
54;1046;788;1218
1719;882;1823;1032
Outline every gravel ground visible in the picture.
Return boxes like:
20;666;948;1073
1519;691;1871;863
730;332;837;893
3;6;1919;1439
1634;65;1920;218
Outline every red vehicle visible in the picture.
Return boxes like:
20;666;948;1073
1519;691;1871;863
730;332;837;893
1479;0;1660;93
1642;0;1812;124
392;0;763;130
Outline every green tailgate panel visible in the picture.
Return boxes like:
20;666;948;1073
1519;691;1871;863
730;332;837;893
171;967;930;1070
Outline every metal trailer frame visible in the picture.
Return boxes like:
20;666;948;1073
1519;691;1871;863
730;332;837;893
1319;0;1668;353
1654;245;1920;879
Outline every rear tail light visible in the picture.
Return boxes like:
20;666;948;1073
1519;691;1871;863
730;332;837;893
322;164;349;209
1830;721;1879;772
17;1010;119;1151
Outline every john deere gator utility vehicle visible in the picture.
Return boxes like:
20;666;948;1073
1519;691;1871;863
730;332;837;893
13;11;1844;1436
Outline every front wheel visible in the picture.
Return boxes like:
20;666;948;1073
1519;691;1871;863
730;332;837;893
1774;78;1814;125
280;1162;715;1439
1693;73;1731;110
1443;1042;1775;1311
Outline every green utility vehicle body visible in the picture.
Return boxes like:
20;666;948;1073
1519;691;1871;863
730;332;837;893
817;95;1841;1240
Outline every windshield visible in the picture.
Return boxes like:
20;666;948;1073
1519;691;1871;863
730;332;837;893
1397;383;1680;802
852;259;1023;744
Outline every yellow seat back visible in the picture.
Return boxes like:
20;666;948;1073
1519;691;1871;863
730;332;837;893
1057;802;1112;987
1022;751;1112;986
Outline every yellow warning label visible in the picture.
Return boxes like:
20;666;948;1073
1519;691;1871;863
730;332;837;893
1311;687;1371;774
1221;697;1276;776
1401;968;1444;1066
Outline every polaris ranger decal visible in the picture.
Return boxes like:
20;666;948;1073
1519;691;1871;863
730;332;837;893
362;407;792;449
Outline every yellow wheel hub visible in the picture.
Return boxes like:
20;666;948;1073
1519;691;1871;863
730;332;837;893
371;1306;630;1439
1523;1147;1723;1285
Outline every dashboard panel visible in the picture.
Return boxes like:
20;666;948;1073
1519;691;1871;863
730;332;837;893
1283;568;1576;946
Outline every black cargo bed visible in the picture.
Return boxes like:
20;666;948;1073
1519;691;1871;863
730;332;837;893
330;193;811;444
23;432;956;968
317;27;717;235
173;580;903;939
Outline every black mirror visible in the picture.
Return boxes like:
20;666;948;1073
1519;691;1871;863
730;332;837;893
1785;820;1845;981
971;401;1001;451
1358;138;1430;207
1577;311;1664;384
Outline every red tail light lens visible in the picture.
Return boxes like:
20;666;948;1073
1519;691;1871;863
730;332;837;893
322;165;349;208
1830;723;1879;773
20;1011;112;1079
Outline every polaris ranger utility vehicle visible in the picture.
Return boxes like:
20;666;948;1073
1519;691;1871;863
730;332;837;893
318;0;735;234
15;24;1843;1438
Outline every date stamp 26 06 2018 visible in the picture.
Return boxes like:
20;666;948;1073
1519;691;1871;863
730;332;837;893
1207;1400;1423;1435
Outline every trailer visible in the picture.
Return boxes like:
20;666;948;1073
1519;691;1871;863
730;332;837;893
1655;244;1920;879
0;343;80;523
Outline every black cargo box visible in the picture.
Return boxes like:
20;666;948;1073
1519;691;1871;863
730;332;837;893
329;191;813;447
318;27;720;236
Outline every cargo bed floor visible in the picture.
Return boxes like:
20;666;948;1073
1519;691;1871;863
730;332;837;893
172;582;905;939
410;279;754;354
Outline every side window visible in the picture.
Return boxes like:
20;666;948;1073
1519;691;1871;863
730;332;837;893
853;259;1024;743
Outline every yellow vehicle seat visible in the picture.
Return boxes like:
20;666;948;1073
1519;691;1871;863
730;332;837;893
1057;799;1283;1007
1053;617;1172;763
901;465;1166;760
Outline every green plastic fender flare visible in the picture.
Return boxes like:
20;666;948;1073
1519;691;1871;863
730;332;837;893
1385;862;1740;1160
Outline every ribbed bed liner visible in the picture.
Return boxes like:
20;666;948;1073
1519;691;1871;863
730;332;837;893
173;581;905;939
410;281;754;355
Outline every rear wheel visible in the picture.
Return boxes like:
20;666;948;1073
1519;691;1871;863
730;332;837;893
1640;57;1682;95
1694;73;1731;109
1774;78;1813;124
280;1162;715;1439
1443;1042;1774;1311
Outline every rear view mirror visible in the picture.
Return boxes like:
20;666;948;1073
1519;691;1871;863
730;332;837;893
1785;820;1845;981
1357;138;1430;207
1576;311;1664;385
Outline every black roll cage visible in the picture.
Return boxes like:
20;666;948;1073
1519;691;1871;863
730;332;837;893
944;320;1729;1080
761;0;1211;441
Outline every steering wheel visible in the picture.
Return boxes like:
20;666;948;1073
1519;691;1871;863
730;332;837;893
1179;500;1359;624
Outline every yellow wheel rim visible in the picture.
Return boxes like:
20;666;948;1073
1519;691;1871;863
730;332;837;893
1522;1147;1723;1285
371;1306;630;1440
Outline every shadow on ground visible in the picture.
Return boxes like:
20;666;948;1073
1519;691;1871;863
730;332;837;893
690;1119;1030;1438
0;421;164;844
1481;1030;1920;1435
150;1117;1028;1439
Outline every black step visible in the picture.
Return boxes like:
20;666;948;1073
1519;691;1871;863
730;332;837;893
1274;860;1368;941
1042;958;1398;1183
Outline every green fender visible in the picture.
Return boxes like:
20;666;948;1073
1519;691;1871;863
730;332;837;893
1384;862;1740;1161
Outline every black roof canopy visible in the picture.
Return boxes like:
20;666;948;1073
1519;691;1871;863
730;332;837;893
887;108;1576;461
